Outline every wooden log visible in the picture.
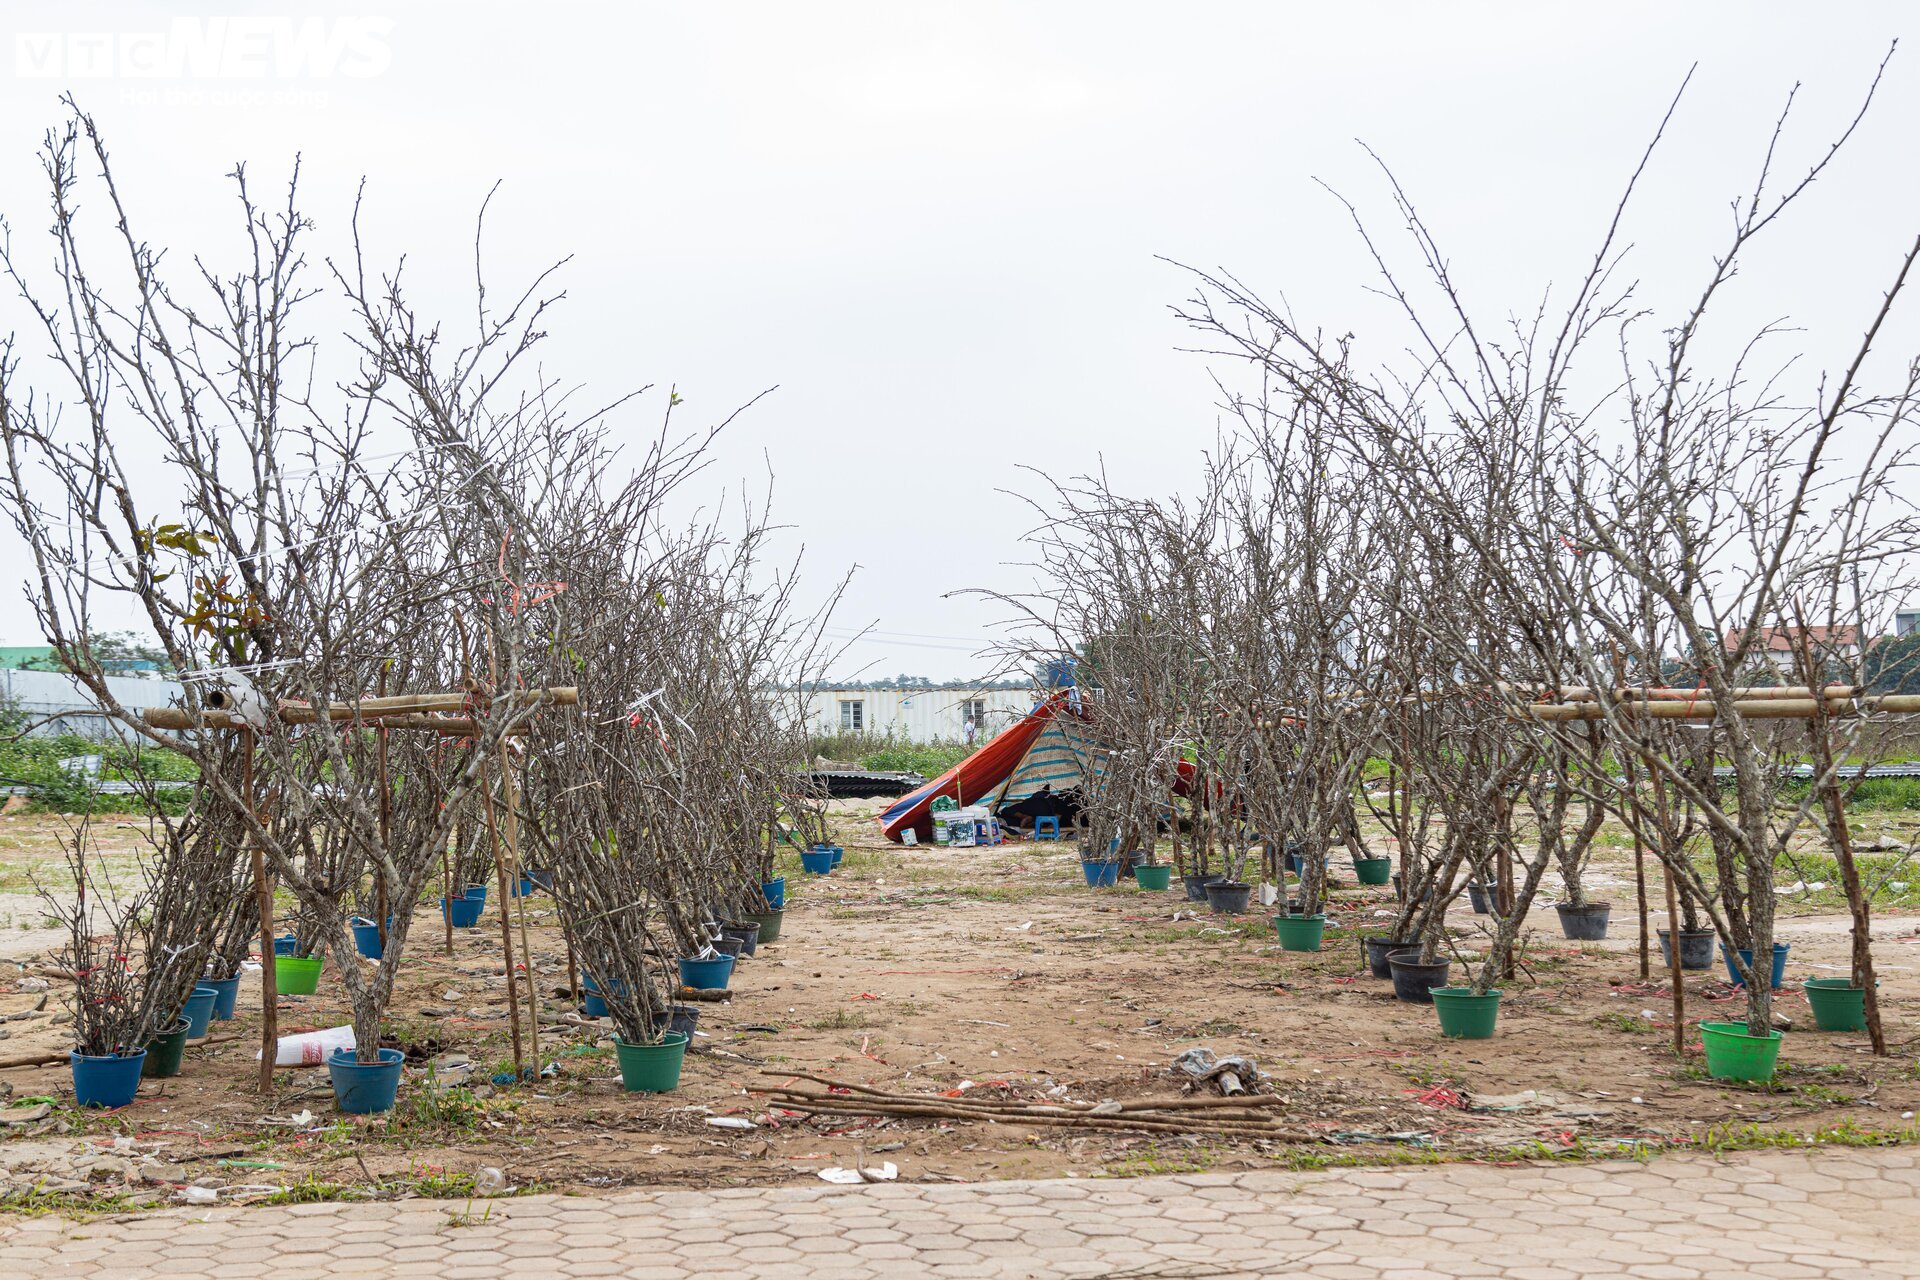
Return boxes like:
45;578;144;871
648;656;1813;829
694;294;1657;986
142;711;534;735
1550;685;1855;702
760;1070;1289;1114
141;687;576;731
1520;696;1856;722
759;1091;1315;1140
0;1049;70;1070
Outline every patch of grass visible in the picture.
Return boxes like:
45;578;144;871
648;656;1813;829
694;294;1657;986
1695;1119;1916;1152
1592;1013;1657;1034
0;1183;154;1218
387;1073;489;1135
806;1008;874;1031
1101;1142;1228;1177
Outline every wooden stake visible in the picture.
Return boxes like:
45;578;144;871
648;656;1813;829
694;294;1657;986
479;761;525;1080
498;742;541;1081
1647;764;1688;1060
244;731;278;1095
375;669;391;953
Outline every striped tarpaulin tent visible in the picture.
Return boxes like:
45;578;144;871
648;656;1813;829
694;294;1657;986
879;693;1074;843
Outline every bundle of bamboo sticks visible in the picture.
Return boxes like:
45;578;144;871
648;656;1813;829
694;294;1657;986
754;1071;1320;1141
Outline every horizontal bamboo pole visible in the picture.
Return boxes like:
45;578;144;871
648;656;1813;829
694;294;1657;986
141;709;535;735
1550;686;1856;703
142;687;576;731
1520;696;1856;723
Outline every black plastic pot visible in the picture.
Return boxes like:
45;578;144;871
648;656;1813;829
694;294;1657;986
1204;881;1253;915
720;921;762;957
1657;928;1716;971
1182;873;1225;903
1467;882;1491;915
1554;901;1612;941
711;935;746;958
1387;950;1452;1004
1364;936;1414;979
651;1004;701;1039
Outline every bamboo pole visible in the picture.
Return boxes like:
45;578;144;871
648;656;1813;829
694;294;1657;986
1552;686;1856;702
375;670;391;954
244;730;278;1095
142;709;541;733
479;760;526;1081
1646;765;1688;1059
1521;696;1856;722
498;742;541;1082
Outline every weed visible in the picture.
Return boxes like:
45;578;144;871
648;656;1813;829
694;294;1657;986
806;1008;873;1031
1593;1013;1657;1034
1397;1060;1455;1088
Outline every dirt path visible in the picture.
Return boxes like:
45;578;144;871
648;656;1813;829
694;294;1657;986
0;804;1914;1207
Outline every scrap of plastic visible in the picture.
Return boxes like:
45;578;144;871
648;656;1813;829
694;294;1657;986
816;1167;865;1184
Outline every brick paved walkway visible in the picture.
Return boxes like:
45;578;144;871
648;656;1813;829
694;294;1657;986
7;1148;1918;1277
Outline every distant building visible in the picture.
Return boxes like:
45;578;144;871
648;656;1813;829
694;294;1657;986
1724;625;1862;676
0;646;58;671
0;644;165;678
1895;609;1920;638
782;682;1038;743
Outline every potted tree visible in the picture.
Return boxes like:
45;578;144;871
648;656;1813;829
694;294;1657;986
40;823;157;1107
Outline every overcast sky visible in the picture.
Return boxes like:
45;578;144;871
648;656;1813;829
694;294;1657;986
2;4;1916;680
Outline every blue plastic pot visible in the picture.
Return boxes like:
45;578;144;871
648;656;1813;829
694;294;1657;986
762;877;786;910
1080;858;1121;888
202;973;242;1021
528;869;555;890
800;850;834;875
274;934;299;957
352;917;397;960
509;875;537;898
828;846;844;867
465;882;489;905
71;1049;147;1108
679;955;735;991
1723;942;1791;989
443;891;486;929
328;1046;406;1114
581;973;627;1019
180;985;218;1040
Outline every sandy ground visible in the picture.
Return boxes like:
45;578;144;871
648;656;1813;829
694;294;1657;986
0;800;1915;1208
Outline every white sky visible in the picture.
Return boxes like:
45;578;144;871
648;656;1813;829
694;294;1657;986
1;3;1916;679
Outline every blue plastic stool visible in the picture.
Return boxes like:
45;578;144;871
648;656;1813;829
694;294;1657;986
1034;816;1060;840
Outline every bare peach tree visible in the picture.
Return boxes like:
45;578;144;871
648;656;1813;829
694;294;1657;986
1169;55;1920;1035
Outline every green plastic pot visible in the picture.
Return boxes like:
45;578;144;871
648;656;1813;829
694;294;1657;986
1271;913;1326;952
614;1031;689;1093
1431;987;1502;1039
142;1016;192;1079
276;955;324;995
1133;863;1173;892
1352;856;1392;886
742;909;784;944
1803;978;1867;1032
1699;1020;1784;1082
